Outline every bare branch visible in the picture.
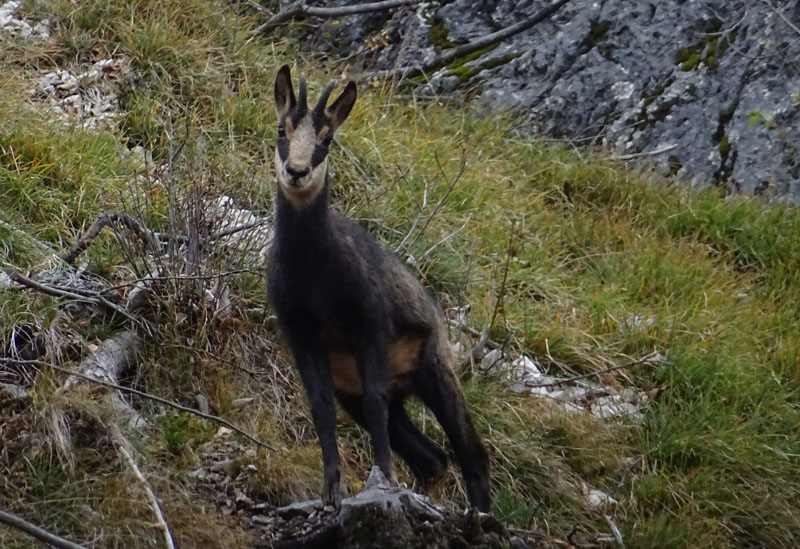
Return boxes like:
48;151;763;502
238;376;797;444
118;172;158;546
60;210;159;266
448;319;501;350
0;508;86;549
41;361;279;452
212;219;268;240
251;0;422;36
365;0;571;81
100;269;264;294
524;354;665;389
760;0;800;38
4;269;150;332
609;144;677;161
109;424;176;549
489;219;516;331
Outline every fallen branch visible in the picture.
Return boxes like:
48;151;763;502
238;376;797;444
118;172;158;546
48;331;144;468
760;0;800;38
60;210;159;266
448;320;501;350
0;508;86;549
524;353;665;389
365;0;571;82
109;424;176;549
251;0;422;35
43;361;279;452
609;144;677;161
5;269;149;332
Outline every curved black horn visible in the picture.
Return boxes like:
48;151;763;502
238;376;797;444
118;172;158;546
314;80;337;117
298;73;308;114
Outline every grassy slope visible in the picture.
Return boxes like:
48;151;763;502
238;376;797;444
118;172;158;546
1;0;799;547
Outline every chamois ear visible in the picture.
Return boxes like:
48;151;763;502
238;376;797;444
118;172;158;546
325;81;357;134
274;64;296;119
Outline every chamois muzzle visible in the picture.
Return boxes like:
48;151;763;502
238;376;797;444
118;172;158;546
286;165;310;185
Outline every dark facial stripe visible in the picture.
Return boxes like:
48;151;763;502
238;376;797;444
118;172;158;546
310;143;329;168
277;138;289;161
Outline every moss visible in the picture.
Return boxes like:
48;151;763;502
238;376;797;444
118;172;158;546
681;52;702;71
719;134;730;159
704;36;718;68
447;52;521;85
667;155;683;177
449;43;500;68
428;15;457;49
674;48;691;64
676;19;727;72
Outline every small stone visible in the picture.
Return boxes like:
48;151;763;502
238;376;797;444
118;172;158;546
585;488;618;512
251;515;273;525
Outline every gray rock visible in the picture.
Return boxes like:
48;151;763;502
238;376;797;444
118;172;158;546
315;0;800;200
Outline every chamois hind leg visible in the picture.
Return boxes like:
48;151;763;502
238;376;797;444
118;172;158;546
414;336;491;511
388;402;449;487
337;396;448;487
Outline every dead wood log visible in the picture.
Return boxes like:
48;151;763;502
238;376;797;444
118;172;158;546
251;0;422;36
49;330;143;468
365;0;571;82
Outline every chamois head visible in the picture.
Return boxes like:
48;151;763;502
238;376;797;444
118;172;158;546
273;65;357;208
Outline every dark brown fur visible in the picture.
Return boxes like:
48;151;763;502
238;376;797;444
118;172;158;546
267;65;490;511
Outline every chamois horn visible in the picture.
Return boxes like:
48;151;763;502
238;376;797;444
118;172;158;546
298;72;308;114
314;79;337;118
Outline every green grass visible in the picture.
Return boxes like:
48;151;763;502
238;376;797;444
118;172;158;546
1;0;799;547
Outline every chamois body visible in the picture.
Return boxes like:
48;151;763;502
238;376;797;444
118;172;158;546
267;66;490;511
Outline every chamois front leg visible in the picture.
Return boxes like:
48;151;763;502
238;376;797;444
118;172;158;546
356;335;396;484
286;331;347;507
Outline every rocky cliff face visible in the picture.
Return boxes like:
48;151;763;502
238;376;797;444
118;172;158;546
317;0;800;200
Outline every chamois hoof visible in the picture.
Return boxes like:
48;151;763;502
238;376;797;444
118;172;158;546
321;469;348;510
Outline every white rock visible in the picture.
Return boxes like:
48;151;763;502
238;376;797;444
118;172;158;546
585;488;618;511
480;347;503;371
511;354;541;376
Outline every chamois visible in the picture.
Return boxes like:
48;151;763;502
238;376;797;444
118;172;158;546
267;65;490;511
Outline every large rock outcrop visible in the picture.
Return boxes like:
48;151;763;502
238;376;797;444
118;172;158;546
315;0;800;200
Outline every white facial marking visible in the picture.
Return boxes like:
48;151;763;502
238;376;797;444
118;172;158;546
275;115;328;208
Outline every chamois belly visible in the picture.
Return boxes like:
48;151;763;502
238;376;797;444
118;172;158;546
328;336;424;397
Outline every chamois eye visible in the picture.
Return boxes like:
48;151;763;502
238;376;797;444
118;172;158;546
277;124;286;139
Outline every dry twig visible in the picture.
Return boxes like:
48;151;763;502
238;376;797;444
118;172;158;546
109;424;176;549
448;319;501;350
60;210;159;266
365;0;571;81
609;144;677;161
4;269;150;333
0;508;86;549
524;354;665;389
251;0;422;36
42;361;279;452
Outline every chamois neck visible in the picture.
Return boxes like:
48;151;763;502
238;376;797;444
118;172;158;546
274;174;332;254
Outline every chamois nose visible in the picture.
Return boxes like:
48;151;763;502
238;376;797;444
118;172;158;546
286;165;310;184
